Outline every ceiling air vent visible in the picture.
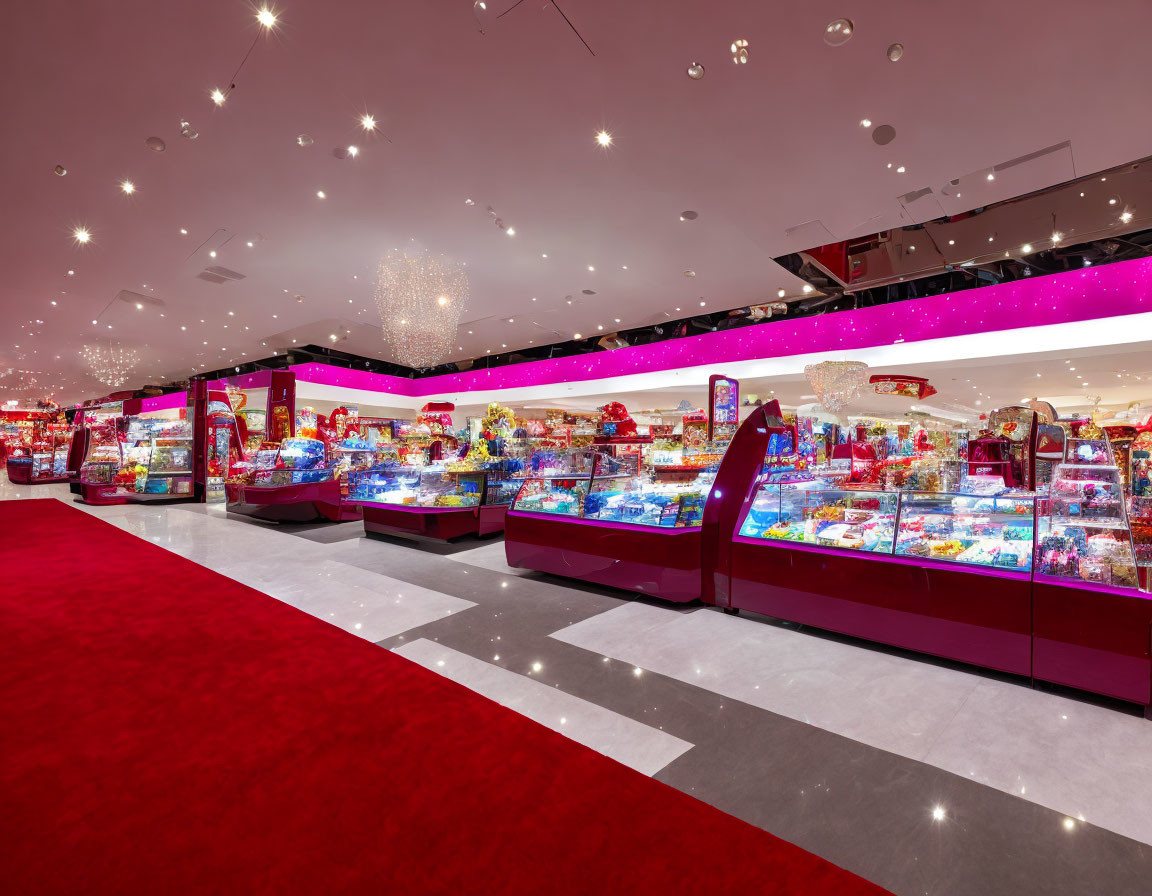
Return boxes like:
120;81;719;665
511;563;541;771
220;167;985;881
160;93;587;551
197;265;247;284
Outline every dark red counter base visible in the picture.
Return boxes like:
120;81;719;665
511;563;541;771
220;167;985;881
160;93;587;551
362;502;507;541
504;511;703;603
6;461;68;485
1033;577;1152;706
726;538;1033;676
225;481;363;523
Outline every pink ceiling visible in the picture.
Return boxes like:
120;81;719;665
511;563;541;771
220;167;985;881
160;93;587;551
3;0;1152;403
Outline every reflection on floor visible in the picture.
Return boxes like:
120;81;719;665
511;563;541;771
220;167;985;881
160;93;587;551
6;480;1152;895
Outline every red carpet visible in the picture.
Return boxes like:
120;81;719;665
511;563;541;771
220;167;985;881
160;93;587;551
0;499;889;895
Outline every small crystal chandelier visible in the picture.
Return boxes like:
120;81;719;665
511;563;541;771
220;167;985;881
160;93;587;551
804;360;868;413
375;250;468;368
82;343;140;388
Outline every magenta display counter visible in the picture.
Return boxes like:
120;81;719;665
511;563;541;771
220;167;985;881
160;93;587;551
226;480;362;523
362;502;508;541
6;458;68;485
504;512;703;603
727;538;1033;675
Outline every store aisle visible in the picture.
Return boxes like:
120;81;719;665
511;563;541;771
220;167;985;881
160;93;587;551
0;498;889;896
3;485;1152;894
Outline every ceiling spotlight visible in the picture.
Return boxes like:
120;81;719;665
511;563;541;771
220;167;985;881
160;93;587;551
573;333;582;339
896;166;906;173
347;145;359;158
802;284;814;294
120;180;135;194
54;164;67;176
67;269;74;275
1051;232;1063;244
860;118;871;127
179;228;188;235
437;296;449;306
680;209;699;220
986;172;995;181
179;120;198;140
1021;243;1034;254
686;62;705;80
731;39;749;64
296;134;314;147
246;240;254;247
948;239;955;246
256;7;276;28
777;288;786;298
209;250;217;258
932;806;946;822
1120;210;1134;224
596;130;613;147
588;265;595;271
73;227;91;244
360;114;376;131
211;88;226;106
135;303;143;310
506;227;515;236
475;0;486;8
317;190;326;199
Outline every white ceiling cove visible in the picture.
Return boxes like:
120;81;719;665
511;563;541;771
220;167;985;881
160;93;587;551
3;0;1152;402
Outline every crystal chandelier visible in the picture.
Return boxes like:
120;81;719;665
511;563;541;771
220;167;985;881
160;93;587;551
82;343;140;388
804;360;868;413
375;250;468;368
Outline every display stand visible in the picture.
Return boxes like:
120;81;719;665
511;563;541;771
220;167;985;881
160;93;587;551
225;479;362;523
504;511;703;602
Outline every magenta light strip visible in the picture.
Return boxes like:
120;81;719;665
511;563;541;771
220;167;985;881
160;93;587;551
288;257;1150;398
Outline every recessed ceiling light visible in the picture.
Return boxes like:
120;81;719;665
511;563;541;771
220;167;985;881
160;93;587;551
180;228;188;235
683;270;695;277
67;270;74;276
317;190;326;199
209;250;217;258
896;166;906;173
573;333;582;339
948;239;955;246
987;172;995;181
211;88;226;106
506;227;515;236
360;114;376;131
1120;211;1134;223
120;180;135;194
347;145;359;158
73;227;90;244
859;118;871;127
595;130;612;147
730;38;749;64
541;253;548;258
1021;243;1033;254
588;265;595;271
802;284;814;294
256;8;276;28
824;18;854;46
680;210;699;220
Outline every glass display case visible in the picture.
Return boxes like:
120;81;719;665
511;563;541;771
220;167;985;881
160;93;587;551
895;491;1035;570
351;467;490;508
120;417;195;497
510;461;718;528
739;484;898;553
251;437;334;486
737;483;1035;570
1035;437;1140;588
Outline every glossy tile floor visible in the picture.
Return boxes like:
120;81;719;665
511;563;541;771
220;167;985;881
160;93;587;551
7;481;1152;895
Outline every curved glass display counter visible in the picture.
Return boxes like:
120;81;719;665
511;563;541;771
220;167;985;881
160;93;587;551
225;437;361;522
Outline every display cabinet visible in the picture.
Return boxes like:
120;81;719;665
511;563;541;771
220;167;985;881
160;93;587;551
225;437;361;522
739;484;898;553
356;465;517;540
505;450;724;602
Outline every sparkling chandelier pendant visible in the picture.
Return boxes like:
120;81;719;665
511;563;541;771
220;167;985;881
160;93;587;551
82;343;140;388
804;360;869;414
375;250;468;369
